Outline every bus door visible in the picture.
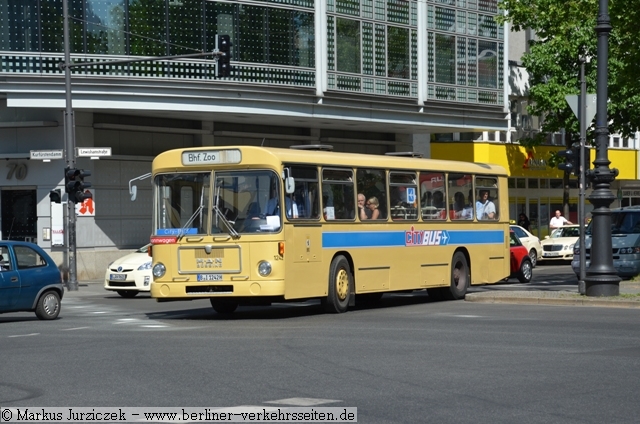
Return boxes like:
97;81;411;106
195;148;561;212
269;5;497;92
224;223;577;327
283;166;325;299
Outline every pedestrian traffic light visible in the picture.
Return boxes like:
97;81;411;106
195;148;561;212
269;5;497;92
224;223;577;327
557;145;579;176
64;167;92;203
49;189;61;203
216;34;232;77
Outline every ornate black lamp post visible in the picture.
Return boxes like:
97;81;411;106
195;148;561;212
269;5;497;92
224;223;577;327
584;0;620;296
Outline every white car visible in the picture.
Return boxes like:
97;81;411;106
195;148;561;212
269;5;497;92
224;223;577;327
104;244;152;297
510;225;542;267
541;225;580;262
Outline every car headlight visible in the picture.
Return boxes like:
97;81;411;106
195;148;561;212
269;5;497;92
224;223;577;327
569;244;575;250
138;261;152;271
152;263;166;278
257;261;272;277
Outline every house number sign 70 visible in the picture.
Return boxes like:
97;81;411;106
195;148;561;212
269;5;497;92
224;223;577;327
6;163;27;180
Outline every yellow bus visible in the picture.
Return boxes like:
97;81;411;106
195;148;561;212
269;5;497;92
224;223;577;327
148;145;510;314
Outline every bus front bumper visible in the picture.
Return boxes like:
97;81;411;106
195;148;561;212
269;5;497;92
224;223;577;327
150;279;286;299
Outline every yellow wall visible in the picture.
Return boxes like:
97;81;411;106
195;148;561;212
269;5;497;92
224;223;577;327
431;143;637;180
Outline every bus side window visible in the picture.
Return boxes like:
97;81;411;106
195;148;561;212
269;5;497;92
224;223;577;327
288;165;320;220
475;177;499;220
419;172;445;220
356;168;386;221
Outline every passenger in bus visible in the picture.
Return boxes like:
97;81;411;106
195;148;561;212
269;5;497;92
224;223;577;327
453;192;473;219
365;196;381;220
476;190;496;220
433;191;445;209
357;193;370;220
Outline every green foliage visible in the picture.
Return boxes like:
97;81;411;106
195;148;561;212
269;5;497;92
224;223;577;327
498;0;640;142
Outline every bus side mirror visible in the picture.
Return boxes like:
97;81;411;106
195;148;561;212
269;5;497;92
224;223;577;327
285;177;295;194
130;185;138;201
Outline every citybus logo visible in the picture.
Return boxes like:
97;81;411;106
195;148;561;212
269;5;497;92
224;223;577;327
405;226;450;246
523;151;548;170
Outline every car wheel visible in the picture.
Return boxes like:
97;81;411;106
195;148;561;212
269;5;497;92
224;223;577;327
117;290;139;298
529;249;538;267
322;255;352;313
517;259;533;284
35;291;61;320
210;299;238;314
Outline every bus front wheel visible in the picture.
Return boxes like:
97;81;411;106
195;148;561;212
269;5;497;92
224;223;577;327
210;299;239;314
323;255;352;313
448;251;470;300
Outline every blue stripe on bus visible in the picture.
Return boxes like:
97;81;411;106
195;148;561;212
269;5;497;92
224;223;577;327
322;232;406;248
322;230;504;248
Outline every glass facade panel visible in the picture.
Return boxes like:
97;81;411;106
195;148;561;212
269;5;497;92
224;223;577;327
1;0;40;52
387;26;409;79
86;0;126;55
336;18;360;73
387;0;410;24
477;14;497;38
167;0;202;56
435;33;455;84
478;39;497;88
435;6;455;31
129;0;167;56
336;0;360;16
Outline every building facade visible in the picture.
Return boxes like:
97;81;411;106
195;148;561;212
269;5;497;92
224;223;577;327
0;0;509;278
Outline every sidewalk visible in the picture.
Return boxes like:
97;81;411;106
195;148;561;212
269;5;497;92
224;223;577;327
465;281;640;309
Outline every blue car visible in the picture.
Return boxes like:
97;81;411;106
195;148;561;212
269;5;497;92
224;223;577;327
0;241;64;320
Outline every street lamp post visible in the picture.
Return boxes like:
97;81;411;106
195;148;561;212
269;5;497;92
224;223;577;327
584;0;620;296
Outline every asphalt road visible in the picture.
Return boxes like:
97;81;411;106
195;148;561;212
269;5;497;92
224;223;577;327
2;263;639;423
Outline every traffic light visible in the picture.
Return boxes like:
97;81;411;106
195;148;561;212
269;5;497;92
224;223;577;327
64;167;92;203
217;34;232;77
557;145;579;176
49;189;61;203
65;167;80;194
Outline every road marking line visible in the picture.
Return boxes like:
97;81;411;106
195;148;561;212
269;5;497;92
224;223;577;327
8;333;39;338
60;327;90;331
264;398;342;406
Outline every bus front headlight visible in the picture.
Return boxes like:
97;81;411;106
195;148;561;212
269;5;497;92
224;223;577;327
258;261;272;277
152;263;166;278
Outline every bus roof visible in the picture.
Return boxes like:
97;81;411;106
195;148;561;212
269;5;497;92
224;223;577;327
153;145;508;176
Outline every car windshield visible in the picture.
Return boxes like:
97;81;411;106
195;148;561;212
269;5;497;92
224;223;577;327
136;244;151;253
552;227;579;238
510;232;522;246
610;211;640;234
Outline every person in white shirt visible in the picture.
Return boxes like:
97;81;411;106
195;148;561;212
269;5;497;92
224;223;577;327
549;210;572;230
475;190;496;220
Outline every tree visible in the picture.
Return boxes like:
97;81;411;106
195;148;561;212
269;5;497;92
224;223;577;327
498;0;640;216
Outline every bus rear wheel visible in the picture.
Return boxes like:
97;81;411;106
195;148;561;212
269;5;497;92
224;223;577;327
447;251;469;300
323;255;352;313
210;299;239;314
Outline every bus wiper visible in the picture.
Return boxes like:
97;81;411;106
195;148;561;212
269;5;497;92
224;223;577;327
214;204;240;239
177;205;203;241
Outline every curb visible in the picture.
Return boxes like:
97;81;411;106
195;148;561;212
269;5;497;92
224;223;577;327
465;292;640;309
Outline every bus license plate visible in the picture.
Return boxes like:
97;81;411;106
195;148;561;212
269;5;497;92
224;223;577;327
198;274;223;282
110;273;127;280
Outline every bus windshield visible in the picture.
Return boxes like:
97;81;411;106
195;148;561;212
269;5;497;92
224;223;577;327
154;170;284;236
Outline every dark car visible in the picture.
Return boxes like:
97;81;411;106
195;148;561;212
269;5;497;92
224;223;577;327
510;230;533;284
0;241;64;320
